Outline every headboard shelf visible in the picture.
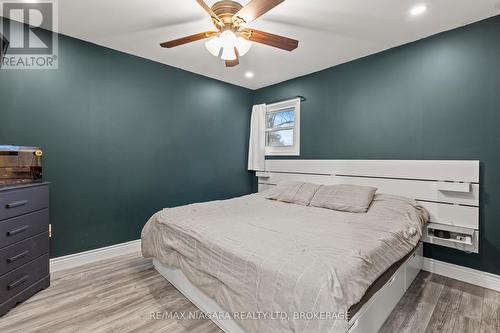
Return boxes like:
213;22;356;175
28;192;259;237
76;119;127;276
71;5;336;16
262;160;479;183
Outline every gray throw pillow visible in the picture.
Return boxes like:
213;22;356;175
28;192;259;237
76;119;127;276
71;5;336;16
277;182;320;206
310;184;377;213
263;181;303;200
264;181;320;206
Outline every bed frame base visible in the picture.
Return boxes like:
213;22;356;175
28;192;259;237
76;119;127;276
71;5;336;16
153;243;423;333
153;258;247;333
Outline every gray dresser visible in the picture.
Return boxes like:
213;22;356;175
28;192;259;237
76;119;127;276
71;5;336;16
0;182;50;316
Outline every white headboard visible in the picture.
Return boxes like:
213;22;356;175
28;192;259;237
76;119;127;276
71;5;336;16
256;160;480;253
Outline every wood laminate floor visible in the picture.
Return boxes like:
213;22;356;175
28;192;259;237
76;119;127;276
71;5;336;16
0;252;498;333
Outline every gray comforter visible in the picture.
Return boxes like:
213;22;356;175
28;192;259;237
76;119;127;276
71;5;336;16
141;193;428;333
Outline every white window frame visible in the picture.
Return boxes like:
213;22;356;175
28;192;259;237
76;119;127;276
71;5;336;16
265;98;301;156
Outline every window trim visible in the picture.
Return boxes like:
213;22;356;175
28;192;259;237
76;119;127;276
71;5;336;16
265;98;301;156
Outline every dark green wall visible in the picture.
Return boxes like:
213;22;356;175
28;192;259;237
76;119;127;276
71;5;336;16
2;15;500;276
254;15;500;275
0;19;253;257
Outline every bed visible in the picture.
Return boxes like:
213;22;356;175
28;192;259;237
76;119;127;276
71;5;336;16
141;159;480;333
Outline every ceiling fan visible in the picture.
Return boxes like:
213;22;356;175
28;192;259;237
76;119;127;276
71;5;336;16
160;0;299;67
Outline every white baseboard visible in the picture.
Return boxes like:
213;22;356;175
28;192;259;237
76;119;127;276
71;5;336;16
50;239;141;272
423;258;500;292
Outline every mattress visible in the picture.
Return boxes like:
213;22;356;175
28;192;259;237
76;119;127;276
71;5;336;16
142;192;428;333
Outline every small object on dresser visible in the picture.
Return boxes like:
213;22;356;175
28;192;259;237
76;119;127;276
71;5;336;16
0;146;43;186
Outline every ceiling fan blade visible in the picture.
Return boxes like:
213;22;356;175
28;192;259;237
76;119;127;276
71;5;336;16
225;58;239;67
196;0;224;29
233;0;285;27
241;28;298;51
225;48;239;67
160;31;217;48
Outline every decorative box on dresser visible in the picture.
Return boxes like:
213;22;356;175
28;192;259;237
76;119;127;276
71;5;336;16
0;182;50;316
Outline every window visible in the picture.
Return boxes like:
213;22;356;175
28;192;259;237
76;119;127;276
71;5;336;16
265;98;300;156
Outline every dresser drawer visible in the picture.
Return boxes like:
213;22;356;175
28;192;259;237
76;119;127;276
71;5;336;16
0;209;49;248
0;275;49;317
0;254;49;304
0;185;49;221
0;232;49;276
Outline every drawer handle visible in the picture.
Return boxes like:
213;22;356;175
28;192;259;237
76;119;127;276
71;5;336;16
6;225;29;236
5;200;29;209
7;274;29;290
7;250;29;263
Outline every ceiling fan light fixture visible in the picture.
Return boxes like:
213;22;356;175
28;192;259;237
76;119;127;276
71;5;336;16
205;37;222;57
161;0;299;67
219;30;237;49
221;47;237;61
235;37;252;56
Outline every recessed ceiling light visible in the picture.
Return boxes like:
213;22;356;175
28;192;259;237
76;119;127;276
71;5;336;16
245;71;254;79
409;4;427;17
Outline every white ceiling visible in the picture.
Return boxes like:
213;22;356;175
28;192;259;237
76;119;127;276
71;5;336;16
5;0;500;89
